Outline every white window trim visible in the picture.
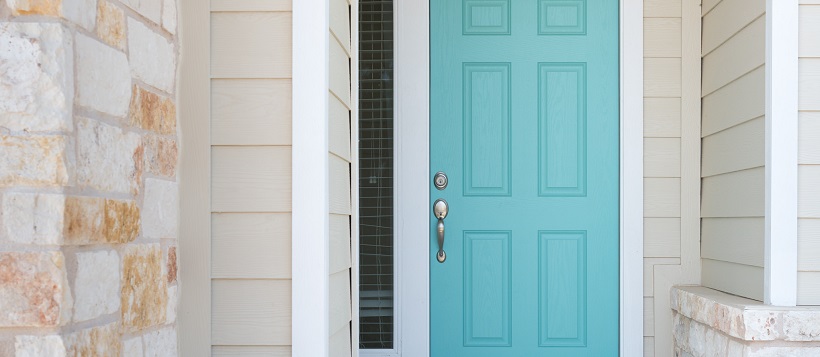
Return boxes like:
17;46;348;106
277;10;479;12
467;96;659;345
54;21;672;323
763;0;799;306
356;0;646;356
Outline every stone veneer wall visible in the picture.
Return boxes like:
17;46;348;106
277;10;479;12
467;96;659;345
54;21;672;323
672;287;820;356
0;0;179;355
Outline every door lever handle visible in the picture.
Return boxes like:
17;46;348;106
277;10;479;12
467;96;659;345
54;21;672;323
433;199;449;263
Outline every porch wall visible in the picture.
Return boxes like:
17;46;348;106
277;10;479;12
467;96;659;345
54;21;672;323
207;1;294;355
699;0;766;300
642;0;702;355
798;0;820;306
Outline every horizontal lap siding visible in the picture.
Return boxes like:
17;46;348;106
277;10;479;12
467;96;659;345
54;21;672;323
799;1;820;306
329;0;354;354
210;3;294;352
700;0;765;301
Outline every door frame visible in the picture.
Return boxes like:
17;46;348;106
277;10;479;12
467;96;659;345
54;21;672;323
384;0;644;356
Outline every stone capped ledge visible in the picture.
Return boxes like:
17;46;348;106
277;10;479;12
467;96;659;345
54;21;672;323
672;286;820;342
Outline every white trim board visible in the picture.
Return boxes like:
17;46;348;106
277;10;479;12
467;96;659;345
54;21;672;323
382;0;645;355
764;0;799;307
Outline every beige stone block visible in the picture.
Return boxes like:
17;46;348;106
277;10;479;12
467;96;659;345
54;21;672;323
14;335;66;356
128;18;176;93
5;0;61;16
62;0;96;31
143;327;177;356
162;0;177;34
141;179;178;239
73;251;119;322
122;337;142;357
0;23;73;132
143;135;178;178
3;193;65;245
96;0;126;50
166;246;176;284
0;135;68;187
63;323;121;356
166;285;177;324
120;0;161;23
76;117;142;195
121;244;167;331
75;34;131;117
129;85;177;134
0;251;70;327
783;310;820;341
64;196;140;245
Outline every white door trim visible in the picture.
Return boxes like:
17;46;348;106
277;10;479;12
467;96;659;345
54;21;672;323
388;1;644;356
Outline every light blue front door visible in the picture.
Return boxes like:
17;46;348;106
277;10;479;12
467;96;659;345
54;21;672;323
429;0;620;355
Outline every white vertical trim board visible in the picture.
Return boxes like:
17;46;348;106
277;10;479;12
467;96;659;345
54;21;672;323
764;0;799;306
621;0;645;355
292;0;331;355
350;0;361;355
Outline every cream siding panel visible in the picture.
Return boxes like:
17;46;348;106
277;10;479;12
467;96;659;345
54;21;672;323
644;218;681;258
330;96;352;161
644;98;681;138
211;12;292;79
329;154;351;215
213;346;292;356
645;0;681;18
212;146;292;212
701;218;764;267
211;79;292;146
799;165;820;218
702;259;764;301
644;138;680;177
798;219;820;271
701;167;764;218
702;0;720;15
211;0;291;12
799;58;820;111
701;0;764;55
644;58;682;97
701;117;764;177
644;178;681;218
330;40;352;109
330;213;352;275
644;337;655;357
799;5;820;57
644;18;681;58
701;66;765;136
330;0;351;53
644;297;654;336
701;16;765;96
797;272;820;305
212;280;292;345
330;270;352;335
212;213;292;279
643;258;681;297
799;112;820;164
330;324;352;357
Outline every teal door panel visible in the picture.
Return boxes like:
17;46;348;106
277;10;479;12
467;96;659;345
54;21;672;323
430;0;620;356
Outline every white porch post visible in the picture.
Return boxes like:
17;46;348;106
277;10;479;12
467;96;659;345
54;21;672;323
764;0;799;306
293;0;331;355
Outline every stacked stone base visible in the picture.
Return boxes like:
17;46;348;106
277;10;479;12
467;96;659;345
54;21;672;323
672;286;820;357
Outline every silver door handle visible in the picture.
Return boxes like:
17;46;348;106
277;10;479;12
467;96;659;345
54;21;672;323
433;199;448;263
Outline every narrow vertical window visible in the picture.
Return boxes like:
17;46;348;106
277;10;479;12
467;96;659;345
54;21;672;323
358;0;394;350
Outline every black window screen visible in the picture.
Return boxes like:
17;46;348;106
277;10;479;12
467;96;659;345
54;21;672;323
358;0;394;350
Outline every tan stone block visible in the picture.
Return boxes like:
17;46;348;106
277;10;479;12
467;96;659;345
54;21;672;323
64;323;121;356
64;196;140;245
0;135;68;187
0;251;70;327
96;0;126;50
6;0;62;16
129;85;176;134
143;135;178;177
121;244;167;331
166;246;176;284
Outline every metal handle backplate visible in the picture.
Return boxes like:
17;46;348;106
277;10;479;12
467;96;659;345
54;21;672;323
433;199;448;263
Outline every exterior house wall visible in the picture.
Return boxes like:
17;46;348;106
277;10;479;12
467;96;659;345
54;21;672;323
699;0;766;301
643;0;702;355
208;1;294;355
328;0;354;354
0;0;180;355
798;0;820;306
